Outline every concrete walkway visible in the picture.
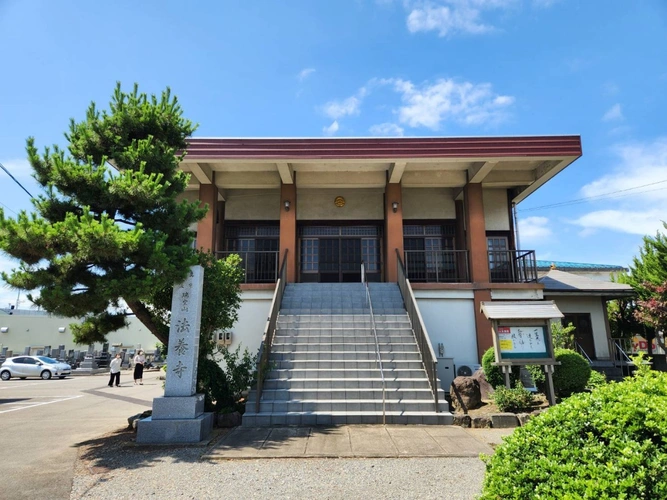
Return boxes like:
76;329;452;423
204;425;513;459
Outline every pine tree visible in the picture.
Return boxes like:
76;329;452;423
0;83;205;346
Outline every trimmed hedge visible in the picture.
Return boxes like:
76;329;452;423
482;347;520;388
480;367;667;499
527;348;591;397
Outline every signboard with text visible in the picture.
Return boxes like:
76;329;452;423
497;325;550;359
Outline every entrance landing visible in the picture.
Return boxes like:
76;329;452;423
203;425;501;459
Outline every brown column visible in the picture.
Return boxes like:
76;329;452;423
455;200;467;281
279;182;297;283
465;183;492;362
385;182;403;282
473;289;493;361
464;183;489;283
216;200;226;253
196;180;217;253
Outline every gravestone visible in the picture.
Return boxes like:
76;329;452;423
137;266;214;444
79;345;98;370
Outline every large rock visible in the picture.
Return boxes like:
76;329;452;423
450;376;482;412
472;368;495;400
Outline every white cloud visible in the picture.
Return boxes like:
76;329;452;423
602;103;623;122
298;68;316;81
0;158;33;182
369;122;405;136
403;0;555;37
323;120;340;136
571;137;667;236
388;77;514;129
519;216;553;243
322;96;362;120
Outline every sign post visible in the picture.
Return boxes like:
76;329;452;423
481;301;563;406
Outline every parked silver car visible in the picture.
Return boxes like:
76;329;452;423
0;356;72;380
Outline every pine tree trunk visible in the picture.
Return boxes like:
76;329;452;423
125;299;170;346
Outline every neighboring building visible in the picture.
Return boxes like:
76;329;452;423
0;308;158;360
538;269;633;363
536;260;627;282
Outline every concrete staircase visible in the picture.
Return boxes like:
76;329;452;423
243;283;452;426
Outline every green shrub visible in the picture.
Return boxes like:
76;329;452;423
586;369;607;390
480;367;667;499
482;347;520;388
493;384;534;412
197;344;257;412
527;348;591;397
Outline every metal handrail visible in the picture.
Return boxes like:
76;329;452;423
488;250;538;283
216;250;280;283
362;261;386;424
255;249;288;412
574;341;593;363
395;250;440;412
403;249;470;283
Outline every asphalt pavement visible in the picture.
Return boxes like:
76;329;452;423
0;368;162;500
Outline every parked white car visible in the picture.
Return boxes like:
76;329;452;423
0;355;72;380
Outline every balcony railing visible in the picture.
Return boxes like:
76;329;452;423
216;250;280;283
488;250;537;283
403;250;470;283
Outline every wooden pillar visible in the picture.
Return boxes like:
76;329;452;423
216;200;226;253
385;182;403;282
473;289;493;361
455;199;468;281
279;182;297;283
465;183;493;361
464;183;489;283
196;179;217;253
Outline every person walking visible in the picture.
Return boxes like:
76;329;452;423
108;354;122;387
133;349;146;385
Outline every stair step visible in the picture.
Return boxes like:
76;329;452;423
263;378;434;389
274;335;418;344
272;343;419;353
256;400;445;413
242;411;454;426
272;360;425;370
267;369;429;379
248;388;443;401
271;352;422;361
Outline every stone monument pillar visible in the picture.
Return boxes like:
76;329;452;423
136;266;214;444
79;344;98;370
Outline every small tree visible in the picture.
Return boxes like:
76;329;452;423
551;321;576;350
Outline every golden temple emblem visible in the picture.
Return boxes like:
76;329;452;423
334;196;346;208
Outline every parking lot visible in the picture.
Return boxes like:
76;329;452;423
0;369;162;500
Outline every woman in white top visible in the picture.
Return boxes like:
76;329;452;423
108;354;122;387
133;350;146;385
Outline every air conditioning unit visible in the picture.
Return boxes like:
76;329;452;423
456;363;482;377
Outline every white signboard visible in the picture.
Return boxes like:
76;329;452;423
497;326;549;359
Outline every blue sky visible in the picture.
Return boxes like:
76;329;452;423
1;0;666;307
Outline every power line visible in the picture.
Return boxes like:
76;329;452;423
0;161;34;198
518;178;667;213
0;200;18;216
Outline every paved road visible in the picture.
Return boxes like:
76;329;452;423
0;369;163;500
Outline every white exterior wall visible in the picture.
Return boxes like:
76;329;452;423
483;189;510;230
546;295;610;359
402;188;455;219
414;291;478;366
297;188;384;220
0;315;159;355
225;189;280;220
226;290;274;354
